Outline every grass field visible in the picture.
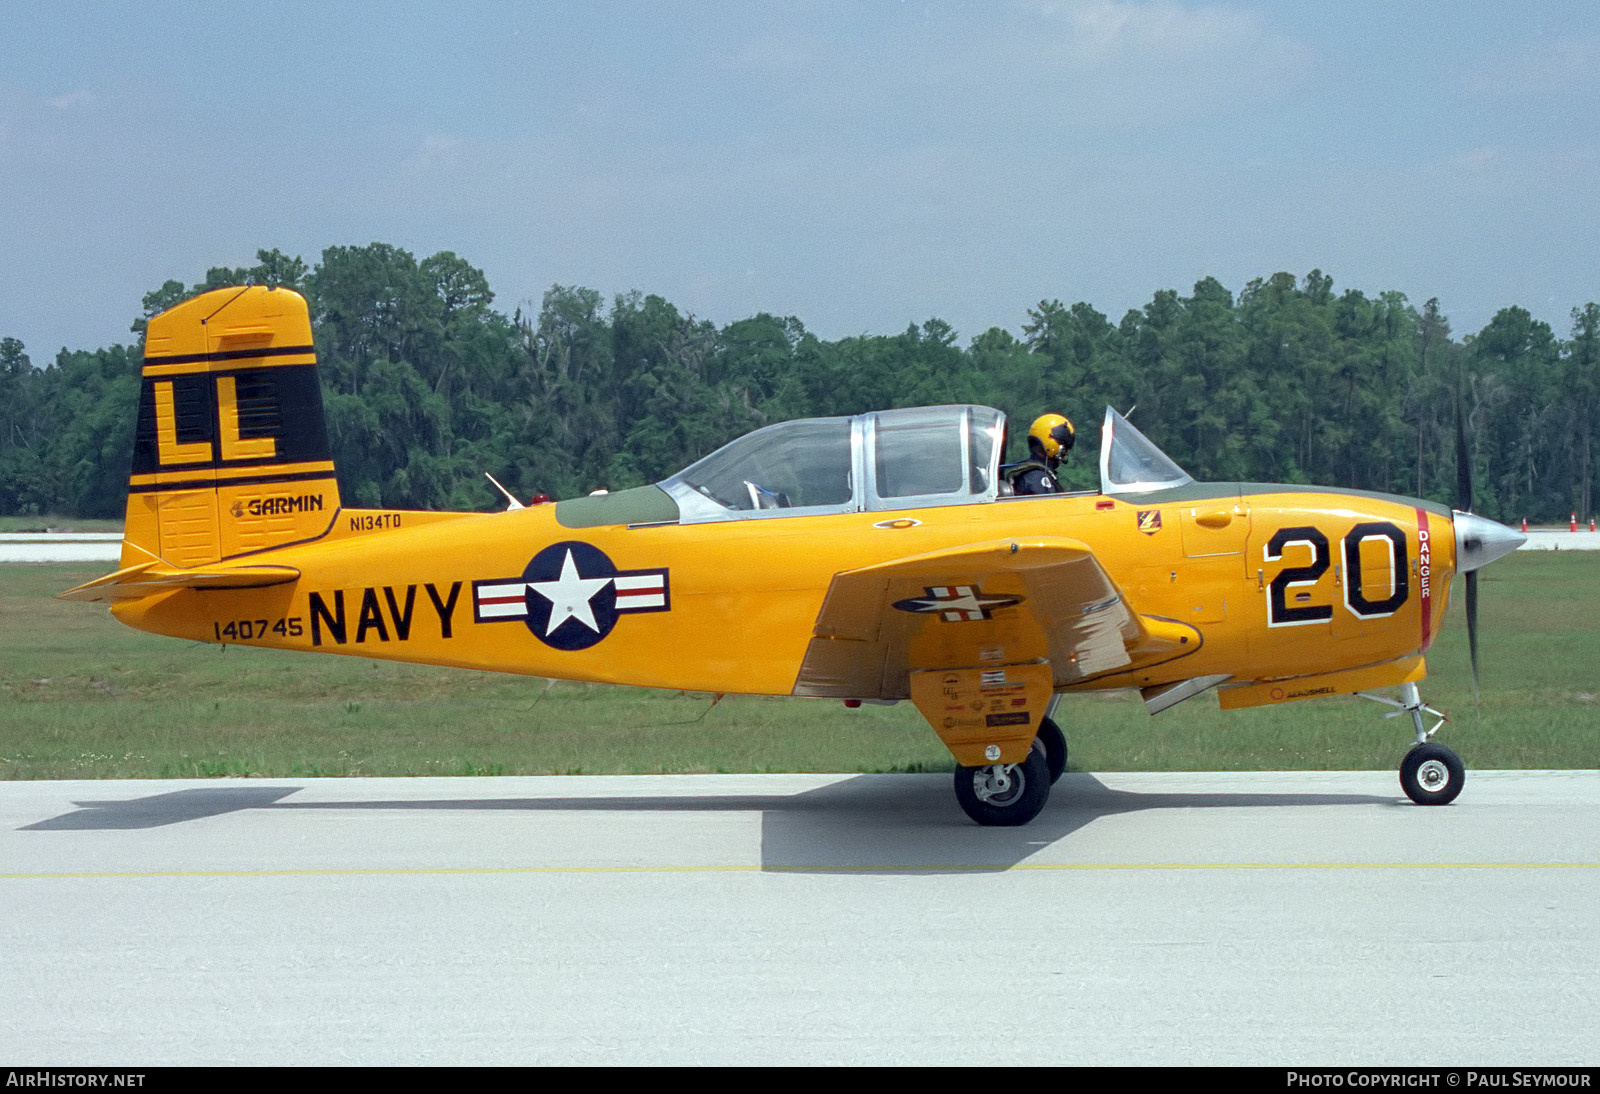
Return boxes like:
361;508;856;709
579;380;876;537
0;515;124;534
1;554;1596;779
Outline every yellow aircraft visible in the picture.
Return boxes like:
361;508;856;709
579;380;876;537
63;286;1525;825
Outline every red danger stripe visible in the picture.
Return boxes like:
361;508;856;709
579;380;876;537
1416;507;1434;651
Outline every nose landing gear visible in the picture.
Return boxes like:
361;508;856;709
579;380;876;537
1360;681;1464;805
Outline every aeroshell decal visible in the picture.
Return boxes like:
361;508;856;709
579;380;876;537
473;541;669;650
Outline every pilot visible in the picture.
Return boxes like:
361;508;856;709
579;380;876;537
1008;413;1075;495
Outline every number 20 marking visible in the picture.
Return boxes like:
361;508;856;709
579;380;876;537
1266;521;1409;627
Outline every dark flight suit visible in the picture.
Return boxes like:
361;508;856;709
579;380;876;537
1009;461;1060;495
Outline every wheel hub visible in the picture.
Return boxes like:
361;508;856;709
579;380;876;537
1417;758;1450;792
972;764;1022;806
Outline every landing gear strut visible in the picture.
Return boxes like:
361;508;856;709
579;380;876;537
1360;681;1464;806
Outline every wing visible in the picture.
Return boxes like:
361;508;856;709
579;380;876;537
792;536;1197;699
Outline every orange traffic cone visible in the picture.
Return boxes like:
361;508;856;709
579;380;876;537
1591;516;1596;533
1521;517;1528;533
1572;512;1579;532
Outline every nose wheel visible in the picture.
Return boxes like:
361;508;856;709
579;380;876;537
1360;681;1465;806
1400;742;1465;805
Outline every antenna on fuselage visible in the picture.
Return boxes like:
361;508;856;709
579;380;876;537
485;472;526;511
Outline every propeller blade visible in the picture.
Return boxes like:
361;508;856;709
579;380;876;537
1466;570;1480;706
1456;382;1481;706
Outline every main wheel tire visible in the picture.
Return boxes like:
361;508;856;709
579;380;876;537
1037;717;1067;784
1400;743;1465;806
953;740;1052;826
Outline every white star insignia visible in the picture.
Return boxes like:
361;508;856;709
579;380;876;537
527;549;612;635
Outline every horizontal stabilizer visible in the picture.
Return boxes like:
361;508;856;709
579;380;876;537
57;561;300;603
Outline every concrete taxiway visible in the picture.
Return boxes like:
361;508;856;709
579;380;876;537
4;771;1598;1065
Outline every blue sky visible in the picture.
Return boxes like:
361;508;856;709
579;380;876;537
3;1;1597;358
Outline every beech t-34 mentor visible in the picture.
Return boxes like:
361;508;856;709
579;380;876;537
63;286;1525;825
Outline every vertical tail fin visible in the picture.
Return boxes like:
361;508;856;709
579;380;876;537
123;286;340;568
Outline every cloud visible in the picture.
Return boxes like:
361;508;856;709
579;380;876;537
405;133;467;174
1027;1;1316;105
701;3;1317;153
728;30;826;78
1451;144;1505;173
1041;0;1287;63
47;89;94;110
1464;33;1600;99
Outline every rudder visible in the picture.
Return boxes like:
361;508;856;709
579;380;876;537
124;286;341;568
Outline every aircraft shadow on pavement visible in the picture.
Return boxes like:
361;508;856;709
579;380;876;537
20;775;1395;873
756;775;1395;872
22;785;302;831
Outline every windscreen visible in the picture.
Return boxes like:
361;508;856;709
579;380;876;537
1099;407;1193;494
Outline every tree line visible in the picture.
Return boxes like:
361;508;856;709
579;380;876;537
2;244;1596;524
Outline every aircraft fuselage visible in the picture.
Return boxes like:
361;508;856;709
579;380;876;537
111;483;1455;705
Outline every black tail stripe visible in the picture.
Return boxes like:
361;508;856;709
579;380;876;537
132;452;330;473
142;344;317;367
126;469;338;494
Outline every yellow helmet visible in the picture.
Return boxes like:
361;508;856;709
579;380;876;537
1028;413;1075;461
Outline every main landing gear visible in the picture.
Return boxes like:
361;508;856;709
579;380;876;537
953;716;1067;826
1361;681;1464;806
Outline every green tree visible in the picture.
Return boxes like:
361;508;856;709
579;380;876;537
1568;304;1600;522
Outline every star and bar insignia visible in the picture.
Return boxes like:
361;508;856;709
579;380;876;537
892;585;1024;622
473;540;669;650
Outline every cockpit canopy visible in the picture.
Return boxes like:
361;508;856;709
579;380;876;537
656;403;1192;523
660;405;1005;523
